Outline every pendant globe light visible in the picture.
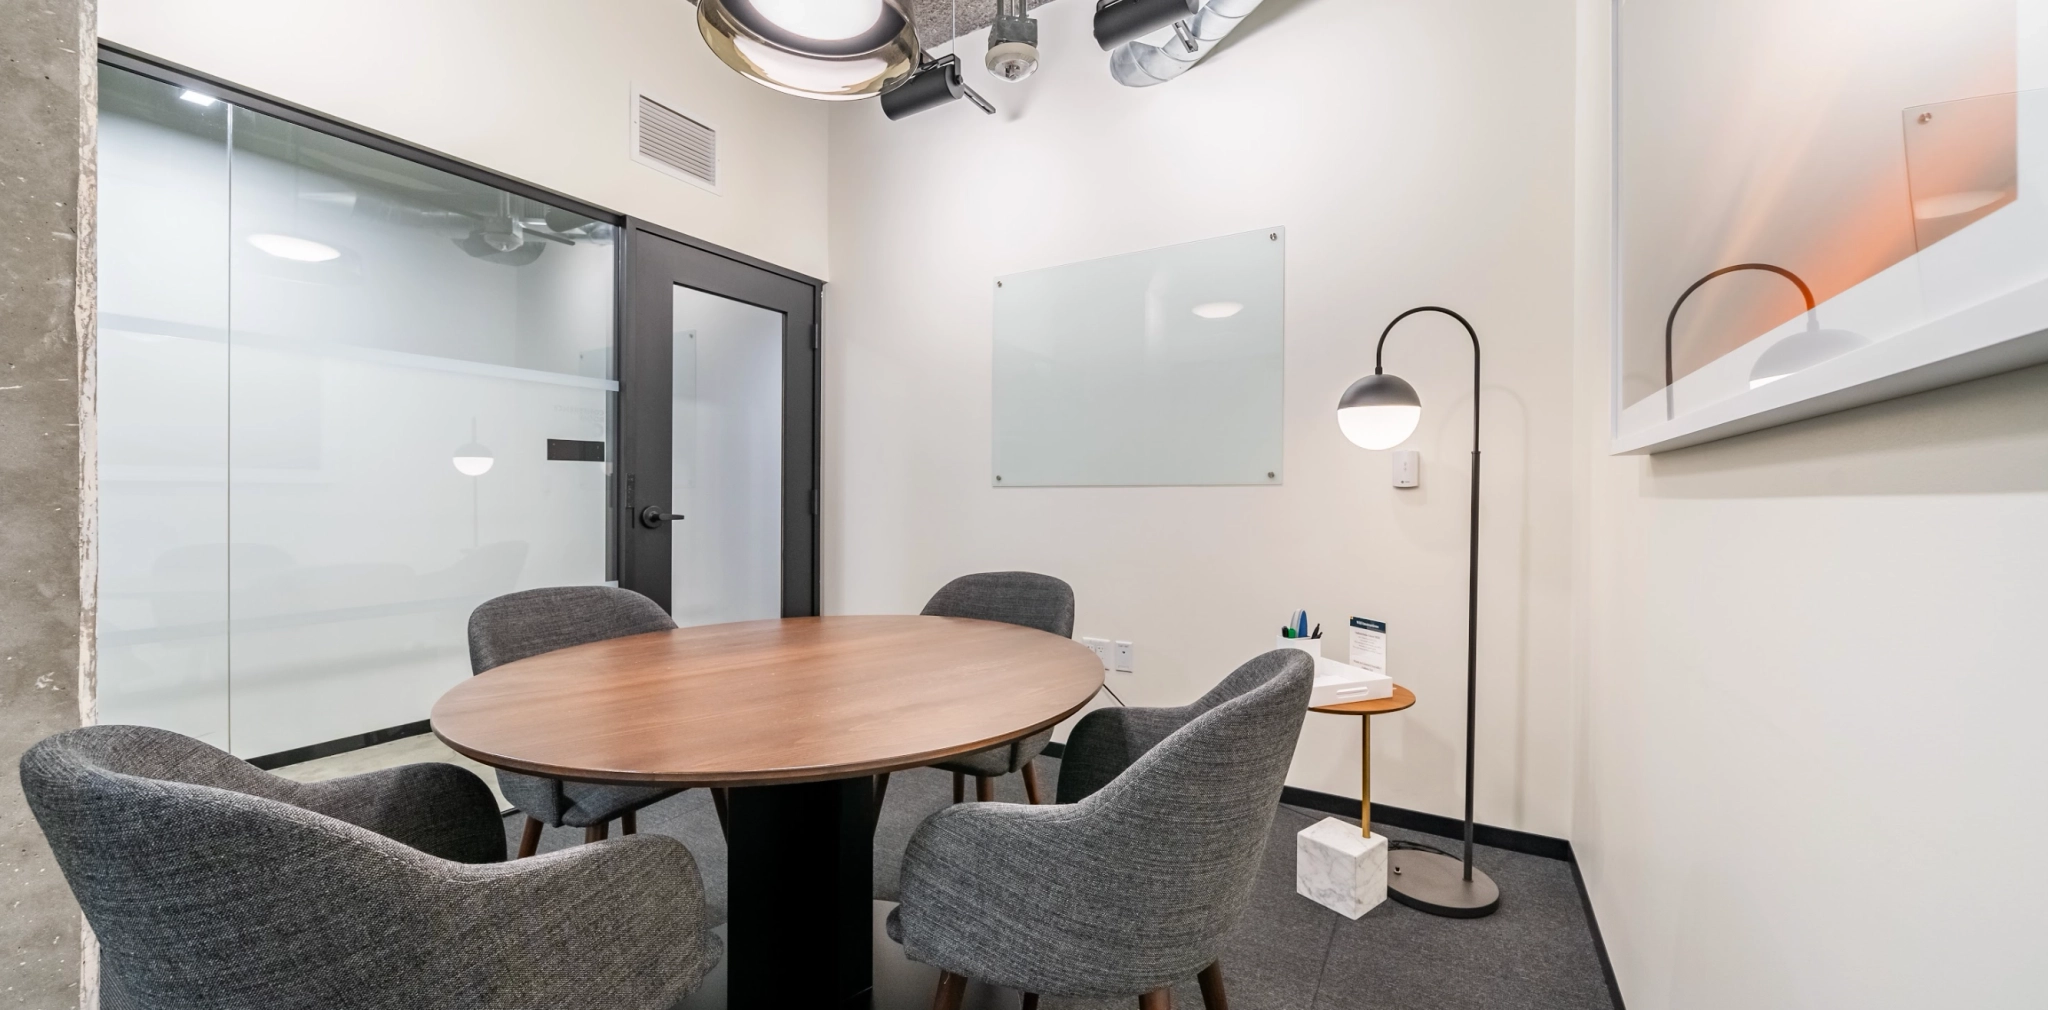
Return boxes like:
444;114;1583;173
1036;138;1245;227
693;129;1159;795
698;0;921;100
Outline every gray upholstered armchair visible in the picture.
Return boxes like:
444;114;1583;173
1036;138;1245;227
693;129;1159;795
888;649;1314;1009
913;571;1076;805
20;724;717;1010
469;585;721;854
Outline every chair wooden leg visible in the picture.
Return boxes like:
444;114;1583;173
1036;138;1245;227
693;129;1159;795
953;771;965;804
1021;761;1043;804
516;816;543;859
872;772;891;833
1021;994;1039;1010
1139;987;1173;1010
621;810;637;836
585;821;608;843
711;787;732;841
976;775;996;802
1197;961;1228;1010
931;970;968;1010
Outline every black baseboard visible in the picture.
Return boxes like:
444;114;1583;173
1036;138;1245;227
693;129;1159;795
1278;784;1574;862
247;720;433;770
1571;853;1628;1010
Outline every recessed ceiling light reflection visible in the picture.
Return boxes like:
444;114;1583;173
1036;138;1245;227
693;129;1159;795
248;233;341;262
179;90;218;107
1192;301;1243;319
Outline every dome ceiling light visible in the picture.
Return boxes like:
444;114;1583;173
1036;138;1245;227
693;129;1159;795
697;0;921;101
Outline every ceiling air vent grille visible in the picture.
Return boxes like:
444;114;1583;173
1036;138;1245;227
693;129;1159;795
634;92;717;189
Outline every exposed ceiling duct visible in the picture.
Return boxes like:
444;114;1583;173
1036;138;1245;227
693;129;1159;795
1105;0;1265;87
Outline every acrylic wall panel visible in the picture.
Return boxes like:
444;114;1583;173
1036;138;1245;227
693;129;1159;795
991;228;1285;486
95;65;617;757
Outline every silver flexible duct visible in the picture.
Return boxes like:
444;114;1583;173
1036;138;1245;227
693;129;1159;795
1107;0;1264;87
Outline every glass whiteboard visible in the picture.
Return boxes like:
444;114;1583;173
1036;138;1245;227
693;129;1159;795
992;228;1284;486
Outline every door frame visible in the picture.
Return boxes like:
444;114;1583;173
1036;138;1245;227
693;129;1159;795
616;217;823;618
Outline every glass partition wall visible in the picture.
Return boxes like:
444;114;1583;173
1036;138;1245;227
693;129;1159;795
96;66;617;757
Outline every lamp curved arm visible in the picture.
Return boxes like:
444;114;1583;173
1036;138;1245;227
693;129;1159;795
1374;305;1481;453
1371;304;1486;880
1663;263;1813;417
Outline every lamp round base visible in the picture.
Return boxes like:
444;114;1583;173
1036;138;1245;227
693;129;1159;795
1387;848;1501;918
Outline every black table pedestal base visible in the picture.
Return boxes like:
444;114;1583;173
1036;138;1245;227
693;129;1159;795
722;778;875;1008
680;902;1023;1010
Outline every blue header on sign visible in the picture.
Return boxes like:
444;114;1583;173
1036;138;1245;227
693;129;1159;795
1349;617;1386;632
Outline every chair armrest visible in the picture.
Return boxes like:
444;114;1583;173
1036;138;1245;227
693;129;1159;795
297;762;506;864
1052;705;1189;803
424;834;719;1008
894;798;1211;998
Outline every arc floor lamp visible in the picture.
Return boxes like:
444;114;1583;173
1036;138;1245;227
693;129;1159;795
1335;305;1501;919
1663;262;1866;419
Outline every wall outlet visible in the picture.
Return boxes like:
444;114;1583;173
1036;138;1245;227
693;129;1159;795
1113;640;1135;673
1081;637;1113;671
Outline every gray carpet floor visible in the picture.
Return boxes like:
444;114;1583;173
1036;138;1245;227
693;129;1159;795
506;756;1615;1010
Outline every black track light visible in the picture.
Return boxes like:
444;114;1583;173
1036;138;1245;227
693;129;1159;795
1092;0;1200;50
880;55;996;120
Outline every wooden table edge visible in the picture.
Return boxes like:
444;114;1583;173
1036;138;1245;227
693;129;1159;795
430;690;1099;790
1308;683;1416;716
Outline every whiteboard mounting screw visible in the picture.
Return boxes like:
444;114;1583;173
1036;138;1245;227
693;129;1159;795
1918;112;1933;124
996;280;1003;287
1269;232;1277;240
996;475;1003;481
1267;471;1275;478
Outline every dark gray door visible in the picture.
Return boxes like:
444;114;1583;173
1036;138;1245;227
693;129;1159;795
618;220;819;619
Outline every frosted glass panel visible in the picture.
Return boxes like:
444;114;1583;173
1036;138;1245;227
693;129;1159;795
95;65;616;758
94;68;232;747
670;285;782;627
992;228;1284;486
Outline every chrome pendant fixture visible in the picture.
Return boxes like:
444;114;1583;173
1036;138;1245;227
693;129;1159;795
697;0;921;101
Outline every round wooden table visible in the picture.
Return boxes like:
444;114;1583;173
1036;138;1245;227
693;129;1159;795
1310;684;1416;836
432;615;1103;1010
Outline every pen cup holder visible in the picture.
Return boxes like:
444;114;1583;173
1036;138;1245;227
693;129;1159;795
1274;636;1319;658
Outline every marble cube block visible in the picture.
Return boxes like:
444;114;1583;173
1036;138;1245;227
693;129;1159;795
1296;816;1387;919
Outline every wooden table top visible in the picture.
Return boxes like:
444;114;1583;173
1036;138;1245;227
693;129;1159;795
431;615;1105;788
1311;683;1416;716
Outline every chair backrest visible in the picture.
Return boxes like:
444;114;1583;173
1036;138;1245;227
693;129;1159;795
468;585;677;674
1076;650;1313;958
920;571;1075;638
1055;648;1305;804
18;726;423;1008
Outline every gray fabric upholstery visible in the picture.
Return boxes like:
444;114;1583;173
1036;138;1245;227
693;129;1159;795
469;586;680;826
920;572;1075;777
1055;649;1301;805
888;650;1314;998
20;724;717;1010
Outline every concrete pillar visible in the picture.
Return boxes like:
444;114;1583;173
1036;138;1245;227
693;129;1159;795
1;0;97;1007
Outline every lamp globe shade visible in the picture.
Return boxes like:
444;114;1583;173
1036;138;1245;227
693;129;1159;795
1748;326;1869;390
452;442;495;477
1337;373;1423;449
697;0;919;101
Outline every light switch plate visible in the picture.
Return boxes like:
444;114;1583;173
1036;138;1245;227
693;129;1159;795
1081;637;1113;671
1392;450;1420;488
1113;640;1135;673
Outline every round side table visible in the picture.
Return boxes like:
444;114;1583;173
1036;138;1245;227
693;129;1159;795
1310;684;1416;836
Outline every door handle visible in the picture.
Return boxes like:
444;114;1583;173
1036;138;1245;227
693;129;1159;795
639;506;685;528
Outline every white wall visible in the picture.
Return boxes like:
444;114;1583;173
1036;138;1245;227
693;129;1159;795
1571;2;2048;1006
824;0;1581;834
98;0;832;280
